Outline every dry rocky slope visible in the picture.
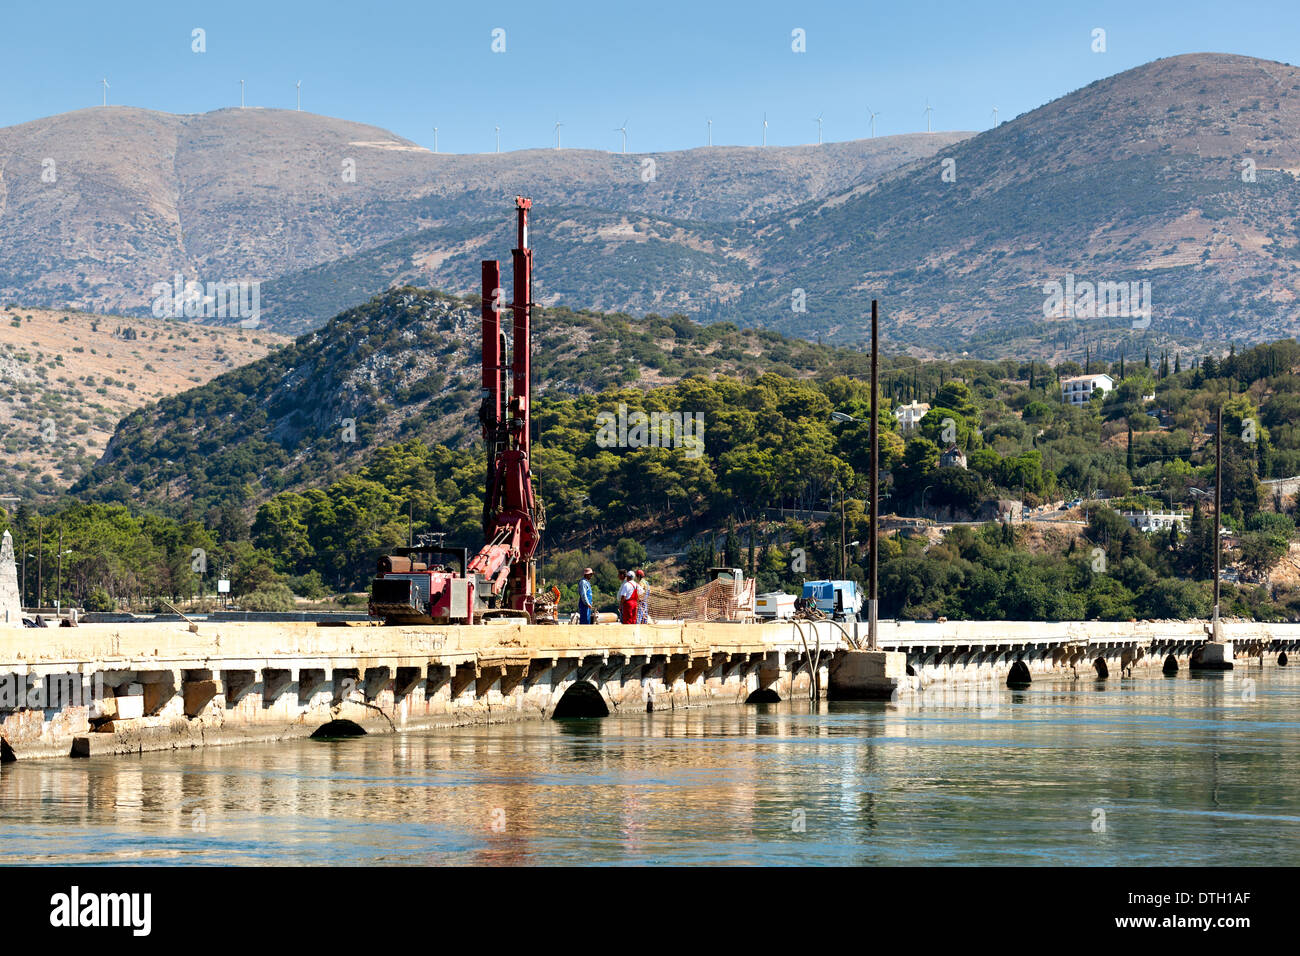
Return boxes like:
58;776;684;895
0;305;288;497
0;106;966;331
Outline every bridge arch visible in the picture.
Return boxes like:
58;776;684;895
1006;660;1031;688
552;681;609;719
310;719;366;739
745;688;781;703
1093;658;1109;679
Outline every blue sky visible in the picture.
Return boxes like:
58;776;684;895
2;0;1300;152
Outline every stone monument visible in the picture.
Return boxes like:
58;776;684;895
0;530;22;624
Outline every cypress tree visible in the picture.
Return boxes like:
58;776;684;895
1126;426;1134;474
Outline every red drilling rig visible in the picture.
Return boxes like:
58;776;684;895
368;197;546;625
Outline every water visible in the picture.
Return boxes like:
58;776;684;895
2;667;1298;865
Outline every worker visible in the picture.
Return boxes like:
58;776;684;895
618;571;638;624
578;568;596;624
635;569;649;624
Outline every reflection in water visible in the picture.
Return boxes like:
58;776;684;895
2;669;1299;865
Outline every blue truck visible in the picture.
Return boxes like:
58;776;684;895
801;580;863;622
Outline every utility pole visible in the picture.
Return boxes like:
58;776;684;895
36;517;43;610
840;483;846;579
1213;403;1222;626
869;298;880;651
57;526;64;611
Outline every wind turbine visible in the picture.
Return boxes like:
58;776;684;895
991;105;999;127
867;106;880;138
495;125;501;153
433;127;439;153
615;118;628;153
240;79;245;108
707;117;713;146
813;112;823;145
296;80;301;111
101;78;109;107
554;118;563;149
923;99;933;133
762;112;768;147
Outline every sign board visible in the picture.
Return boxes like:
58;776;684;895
217;579;230;594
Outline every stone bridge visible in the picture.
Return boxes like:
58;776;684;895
1;617;1296;762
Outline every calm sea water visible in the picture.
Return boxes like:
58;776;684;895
2;666;1298;866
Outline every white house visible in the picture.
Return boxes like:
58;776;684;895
895;400;930;433
1121;510;1188;533
1060;373;1114;406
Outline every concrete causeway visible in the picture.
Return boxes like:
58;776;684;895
0;617;1295;762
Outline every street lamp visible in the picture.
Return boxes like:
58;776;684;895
57;548;71;612
830;411;859;424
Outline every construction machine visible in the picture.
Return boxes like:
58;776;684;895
368;197;545;625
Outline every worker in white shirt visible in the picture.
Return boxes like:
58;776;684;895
618;571;638;624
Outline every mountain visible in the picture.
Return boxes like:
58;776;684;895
9;53;1300;360
258;52;1300;358
0;106;966;330
729;53;1300;355
70;287;878;515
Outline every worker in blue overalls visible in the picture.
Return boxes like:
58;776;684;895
578;567;596;624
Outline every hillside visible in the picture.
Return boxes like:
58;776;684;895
0;105;967;330
0;305;288;499
70;287;879;515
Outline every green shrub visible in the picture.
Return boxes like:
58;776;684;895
239;583;296;612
